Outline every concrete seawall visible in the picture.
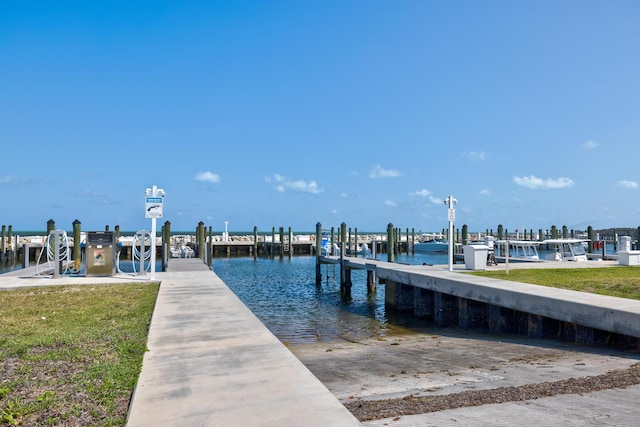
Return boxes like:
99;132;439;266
322;256;640;347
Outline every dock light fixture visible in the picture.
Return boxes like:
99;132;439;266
444;196;458;271
145;185;165;280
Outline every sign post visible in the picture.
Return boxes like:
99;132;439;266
145;185;165;280
444;195;458;272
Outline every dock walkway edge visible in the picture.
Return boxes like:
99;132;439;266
125;258;361;426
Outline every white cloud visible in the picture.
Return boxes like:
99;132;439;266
583;140;598;149
267;174;323;194
428;196;442;204
618;180;638;189
0;175;30;184
513;175;574;189
340;193;349;198
384;200;398;208
464;151;486;161
480;189;491;196
409;189;431;197
194;171;221;183
369;164;401;178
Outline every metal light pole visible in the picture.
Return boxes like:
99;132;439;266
145;185;165;280
444;195;458;271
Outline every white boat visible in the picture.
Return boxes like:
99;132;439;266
320;238;340;256
539;239;589;262
494;240;543;263
414;238;448;253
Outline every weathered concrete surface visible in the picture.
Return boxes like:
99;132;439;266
126;262;361;427
289;326;640;426
325;256;640;339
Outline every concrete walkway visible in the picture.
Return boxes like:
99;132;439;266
125;258;361;426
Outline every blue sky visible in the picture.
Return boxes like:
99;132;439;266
1;1;639;233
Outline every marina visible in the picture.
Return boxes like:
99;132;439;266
3;236;640;425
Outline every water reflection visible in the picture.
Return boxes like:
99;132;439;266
212;255;444;344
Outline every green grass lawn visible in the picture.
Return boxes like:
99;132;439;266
471;266;640;300
0;283;159;426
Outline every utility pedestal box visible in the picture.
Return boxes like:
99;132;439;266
463;245;489;270
86;231;116;276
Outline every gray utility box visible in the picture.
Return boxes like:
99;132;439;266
463;244;490;270
86;231;116;276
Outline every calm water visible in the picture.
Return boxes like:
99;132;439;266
211;252;448;344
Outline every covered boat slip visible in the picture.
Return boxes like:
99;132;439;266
318;255;640;347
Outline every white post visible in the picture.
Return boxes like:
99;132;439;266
444;195;458;272
145;185;165;281
150;215;157;280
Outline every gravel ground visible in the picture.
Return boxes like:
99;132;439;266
343;362;640;421
288;327;640;423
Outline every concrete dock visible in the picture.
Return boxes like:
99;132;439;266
124;259;361;426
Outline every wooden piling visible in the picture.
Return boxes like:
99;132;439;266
253;226;258;259
7;225;13;259
1;225;5;260
198;221;206;261
386;223;394;263
73;219;81;268
366;269;376;293
315;222;322;286
354;228;358;257
270;227;275;258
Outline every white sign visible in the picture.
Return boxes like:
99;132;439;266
145;197;164;218
448;208;455;222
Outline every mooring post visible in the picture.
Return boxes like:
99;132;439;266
354;227;358;257
7;225;13;259
253;226;258;259
339;241;345;288
330;227;335;255
271;227;275;258
387;223;394;263
208;226;213;267
288;227;293;258
402;228;406;254
72;219;81;271
22;243;29;269
366;268;376;293
339;241;351;298
411;228;415;254
198;221;206;262
340;222;347;256
1;225;6;261
315;222;322;286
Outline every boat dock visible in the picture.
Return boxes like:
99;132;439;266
319;255;640;347
123;258;362;426
3;255;640;425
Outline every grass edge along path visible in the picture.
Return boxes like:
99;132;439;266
0;283;159;427
470;266;640;300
